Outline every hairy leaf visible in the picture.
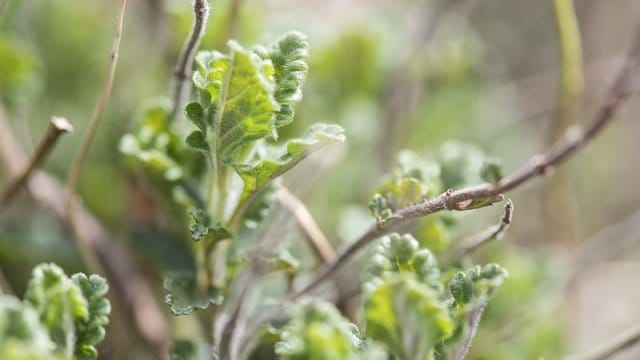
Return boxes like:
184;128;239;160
268;32;309;127
71;274;110;360
194;42;277;163
188;208;232;243
164;272;222;316
276;300;364;359
364;275;454;360
232;123;345;198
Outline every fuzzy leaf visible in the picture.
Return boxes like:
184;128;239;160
0;297;60;359
268;32;309;127
276;300;364;359
480;157;504;184
170;340;198;360
185;102;206;131
164;272;222;316
24;264;89;353
194;41;278;162
364;275;454;360
188;208;232;243
233;123;344;198
185;130;209;153
71;274;110;360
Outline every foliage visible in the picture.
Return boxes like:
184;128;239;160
0;263;110;360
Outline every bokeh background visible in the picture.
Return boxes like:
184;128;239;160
1;0;640;359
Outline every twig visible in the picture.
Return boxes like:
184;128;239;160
290;26;640;299
170;0;209;121
276;187;335;264
450;199;514;261
0;117;73;209
564;323;640;360
66;0;128;215
452;292;493;360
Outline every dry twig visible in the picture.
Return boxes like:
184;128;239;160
0;117;73;209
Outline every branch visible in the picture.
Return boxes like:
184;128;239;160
276;187;336;264
170;0;210;121
452;292;493;360
66;0;128;213
290;27;640;299
449;199;514;261
0;116;73;209
565;323;640;360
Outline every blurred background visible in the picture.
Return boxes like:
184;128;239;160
1;0;640;358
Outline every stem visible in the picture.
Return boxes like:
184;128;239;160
66;0;128;216
0;117;73;209
170;0;210;122
449;199;514;262
290;28;640;299
276;187;335;264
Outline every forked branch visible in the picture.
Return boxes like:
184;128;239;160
291;26;640;299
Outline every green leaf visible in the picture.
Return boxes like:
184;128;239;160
24;264;89;354
194;41;278;162
185;130;209;153
480;157;504;184
185;102;206;131
170;339;198;360
232;123;345;198
268;32;309;127
163;272;222;316
364;275;454;360
71;274;110;360
275;300;364;359
448;264;508;309
188;208;232;243
0;296;61;359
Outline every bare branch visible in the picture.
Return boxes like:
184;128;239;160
66;0;128;213
0;116;73;209
450;199;514;261
290;27;640;300
276;187;336;264
564;323;640;360
170;0;210;121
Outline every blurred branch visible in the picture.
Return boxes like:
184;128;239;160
449;199;514;262
0;117;73;209
223;0;242;43
170;0;210;121
0;107;170;358
276;187;335;264
291;26;640;299
553;0;584;130
565;323;640;360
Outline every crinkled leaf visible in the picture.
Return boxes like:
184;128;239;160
276;300;364;359
188;208;232;243
268;32;309;127
364;275;454;360
24;264;89;352
71;274;110;360
194;41;277;162
448;264;508;309
164;272;222;316
233;123;345;198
